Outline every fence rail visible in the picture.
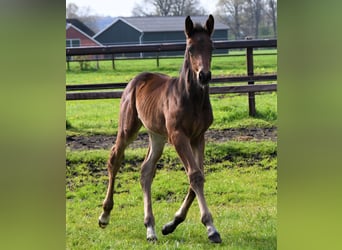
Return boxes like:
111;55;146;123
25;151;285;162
66;39;276;56
66;74;276;92
66;84;277;101
66;39;277;116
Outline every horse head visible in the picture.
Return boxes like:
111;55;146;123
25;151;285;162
184;15;214;86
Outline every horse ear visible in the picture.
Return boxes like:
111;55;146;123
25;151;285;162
185;16;194;37
205;14;214;36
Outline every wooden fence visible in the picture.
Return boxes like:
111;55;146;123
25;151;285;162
66;39;277;116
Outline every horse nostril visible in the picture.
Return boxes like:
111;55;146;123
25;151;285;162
199;71;204;81
199;71;211;83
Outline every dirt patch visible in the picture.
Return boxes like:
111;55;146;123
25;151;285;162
66;127;277;151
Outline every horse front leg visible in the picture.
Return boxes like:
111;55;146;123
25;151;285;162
191;135;222;243
162;136;205;235
162;187;196;235
166;131;221;243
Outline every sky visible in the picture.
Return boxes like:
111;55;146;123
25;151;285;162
65;0;218;17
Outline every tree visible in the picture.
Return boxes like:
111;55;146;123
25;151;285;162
216;0;244;39
132;2;153;16
154;0;173;16
132;0;206;16
66;3;79;19
172;0;205;16
215;0;277;39
66;3;100;33
267;0;277;36
246;0;264;38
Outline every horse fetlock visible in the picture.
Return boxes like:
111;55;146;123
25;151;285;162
144;215;155;228
103;200;114;212
161;221;176;235
162;215;185;235
173;215;185;225
201;212;213;226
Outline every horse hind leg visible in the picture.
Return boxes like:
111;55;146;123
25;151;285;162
98;93;142;228
98;142;125;228
140;133;165;241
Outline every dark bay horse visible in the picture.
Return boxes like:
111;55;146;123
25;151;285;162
98;15;222;243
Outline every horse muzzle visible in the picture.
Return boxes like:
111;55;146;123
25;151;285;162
199;70;212;85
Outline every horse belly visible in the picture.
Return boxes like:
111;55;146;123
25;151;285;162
137;106;167;136
135;78;169;136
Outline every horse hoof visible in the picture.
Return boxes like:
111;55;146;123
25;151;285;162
208;231;222;243
98;220;108;229
147;236;158;242
98;215;109;229
146;227;158;242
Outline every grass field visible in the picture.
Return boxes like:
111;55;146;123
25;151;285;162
66;92;277;135
66;50;277;84
66;51;277;249
66;141;277;249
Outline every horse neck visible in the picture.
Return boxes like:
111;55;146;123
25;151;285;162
179;54;210;100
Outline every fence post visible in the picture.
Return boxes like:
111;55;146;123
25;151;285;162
112;54;115;70
246;37;256;117
67;56;70;71
96;55;100;70
156;52;160;68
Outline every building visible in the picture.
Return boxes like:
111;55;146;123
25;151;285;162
66;19;104;64
93;16;229;57
66;19;102;48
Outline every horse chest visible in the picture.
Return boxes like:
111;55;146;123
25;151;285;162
175;102;213;138
191;109;212;134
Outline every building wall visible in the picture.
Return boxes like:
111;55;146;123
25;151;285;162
66;27;99;47
142;31;185;57
212;29;229;54
96;20;141;46
95;20;142;58
94;20;229;58
144;31;185;44
142;29;229;57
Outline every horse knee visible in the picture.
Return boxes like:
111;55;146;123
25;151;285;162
189;171;205;189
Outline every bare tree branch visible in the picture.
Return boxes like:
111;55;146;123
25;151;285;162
132;0;205;16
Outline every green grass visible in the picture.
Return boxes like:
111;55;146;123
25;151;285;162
66;168;276;249
66;141;277;249
66;93;277;135
66;51;277;84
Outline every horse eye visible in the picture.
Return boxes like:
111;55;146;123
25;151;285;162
188;46;194;55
